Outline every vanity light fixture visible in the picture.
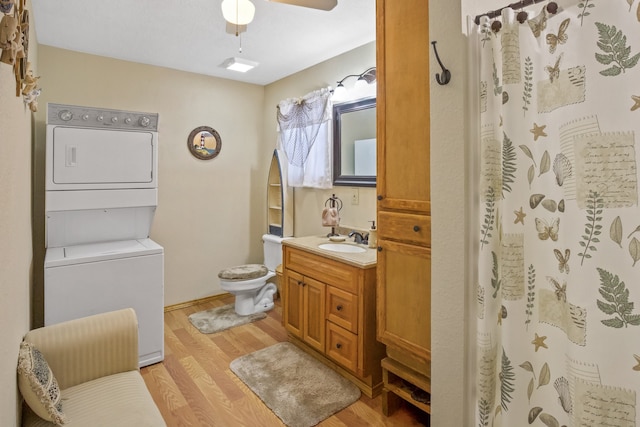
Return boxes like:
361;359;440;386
220;57;259;72
332;67;376;99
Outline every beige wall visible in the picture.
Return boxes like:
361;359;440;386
34;47;267;312
265;43;378;238
0;1;37;423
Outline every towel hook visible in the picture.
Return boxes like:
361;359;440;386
431;41;451;85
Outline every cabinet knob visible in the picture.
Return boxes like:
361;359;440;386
336;304;343;311
377;195;383;201
377;246;382;252
298;281;304;287
336;343;342;349
413;225;421;232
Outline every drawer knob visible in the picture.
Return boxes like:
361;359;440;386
336;304;343;311
413;225;421;232
336;343;342;349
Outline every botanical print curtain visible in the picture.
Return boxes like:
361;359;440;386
471;2;640;426
276;87;333;189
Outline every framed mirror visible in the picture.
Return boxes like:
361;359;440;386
332;97;376;187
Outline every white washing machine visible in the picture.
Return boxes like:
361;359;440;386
44;103;164;367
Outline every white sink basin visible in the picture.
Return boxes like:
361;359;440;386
318;243;367;254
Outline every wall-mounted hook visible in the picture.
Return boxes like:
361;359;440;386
431;41;451;85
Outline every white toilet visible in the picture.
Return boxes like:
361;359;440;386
218;234;286;316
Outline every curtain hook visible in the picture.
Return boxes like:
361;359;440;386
517;1;528;23
431;41;451;86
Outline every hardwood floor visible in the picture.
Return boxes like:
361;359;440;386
141;295;430;426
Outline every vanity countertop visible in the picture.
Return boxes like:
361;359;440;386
283;235;377;269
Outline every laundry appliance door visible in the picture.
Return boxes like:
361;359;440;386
44;239;164;367
47;126;157;190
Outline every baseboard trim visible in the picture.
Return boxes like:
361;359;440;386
164;293;231;312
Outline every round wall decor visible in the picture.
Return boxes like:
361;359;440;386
187;126;222;160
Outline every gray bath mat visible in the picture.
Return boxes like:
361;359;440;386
230;342;361;427
188;304;266;334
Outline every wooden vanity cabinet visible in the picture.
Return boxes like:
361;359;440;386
376;0;432;416
282;245;385;397
282;269;325;353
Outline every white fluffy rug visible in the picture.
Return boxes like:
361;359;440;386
188;304;266;334
230;342;361;427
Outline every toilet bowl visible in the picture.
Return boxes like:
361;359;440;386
218;234;287;316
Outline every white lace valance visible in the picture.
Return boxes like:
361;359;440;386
276;87;332;189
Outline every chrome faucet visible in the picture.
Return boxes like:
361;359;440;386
348;231;369;245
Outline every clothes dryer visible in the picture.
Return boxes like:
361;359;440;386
44;103;164;367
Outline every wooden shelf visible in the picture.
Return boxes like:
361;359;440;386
381;357;431;416
266;149;293;237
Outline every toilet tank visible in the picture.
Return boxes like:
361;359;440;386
263;234;287;271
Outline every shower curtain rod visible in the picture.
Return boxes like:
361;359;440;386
474;0;548;25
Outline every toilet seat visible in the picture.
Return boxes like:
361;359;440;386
218;264;268;281
219;271;276;292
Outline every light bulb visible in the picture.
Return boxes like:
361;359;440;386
221;0;255;25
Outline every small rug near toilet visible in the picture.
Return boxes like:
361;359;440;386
188;304;266;334
230;342;361;427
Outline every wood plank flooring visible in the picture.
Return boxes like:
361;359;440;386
142;295;430;427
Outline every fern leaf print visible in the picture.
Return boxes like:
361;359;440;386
525;264;536;330
578;191;603;265
596;268;640;328
500;349;515;411
481;187;496;250
522;57;533;116
502;132;517;196
491;251;501;299
595;22;640;76
577;0;595;26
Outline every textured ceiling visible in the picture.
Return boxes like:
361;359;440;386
30;0;376;86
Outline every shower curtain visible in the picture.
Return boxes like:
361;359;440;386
471;2;640;426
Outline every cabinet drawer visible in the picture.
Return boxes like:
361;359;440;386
326;321;358;373
327;286;358;334
378;211;431;246
284;246;359;294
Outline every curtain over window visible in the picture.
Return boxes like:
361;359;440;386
277;87;332;189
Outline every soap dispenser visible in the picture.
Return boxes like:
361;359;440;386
368;220;377;248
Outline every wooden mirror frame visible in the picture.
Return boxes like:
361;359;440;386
332;97;376;187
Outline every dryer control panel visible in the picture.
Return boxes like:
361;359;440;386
47;103;159;131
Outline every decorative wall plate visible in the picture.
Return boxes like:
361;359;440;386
187;126;222;160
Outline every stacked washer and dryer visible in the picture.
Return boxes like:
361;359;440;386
44;103;164;367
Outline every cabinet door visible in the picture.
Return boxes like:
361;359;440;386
284;269;304;339
303;276;325;353
376;0;430;214
377;239;431;361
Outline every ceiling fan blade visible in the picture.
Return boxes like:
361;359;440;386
267;0;337;11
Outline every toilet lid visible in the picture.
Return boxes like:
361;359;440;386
218;264;268;281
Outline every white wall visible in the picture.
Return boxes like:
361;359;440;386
0;1;37;424
430;1;473;425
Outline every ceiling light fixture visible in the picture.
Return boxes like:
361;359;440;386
332;67;377;99
221;0;255;25
220;57;259;73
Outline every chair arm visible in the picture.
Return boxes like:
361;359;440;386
23;308;140;390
